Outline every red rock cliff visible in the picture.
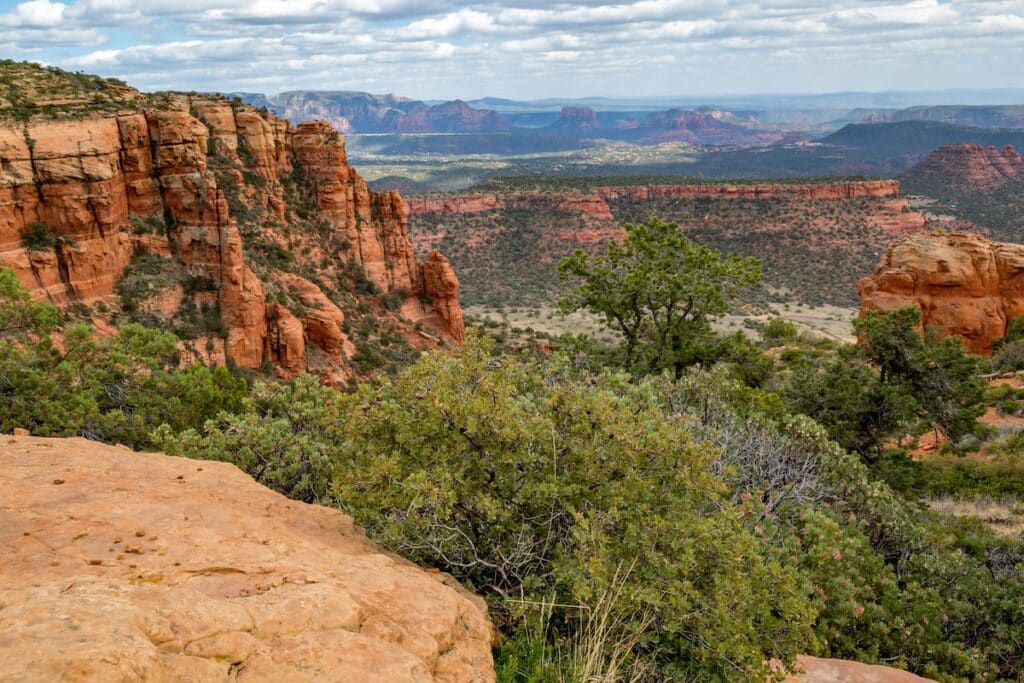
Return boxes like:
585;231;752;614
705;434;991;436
405;180;904;219
0;96;464;379
858;231;1024;354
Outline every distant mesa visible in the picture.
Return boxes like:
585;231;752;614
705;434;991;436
406;177;926;309
237;91;511;134
239;90;794;147
546;106;600;133
859;105;1024;129
637;107;784;145
903;143;1024;194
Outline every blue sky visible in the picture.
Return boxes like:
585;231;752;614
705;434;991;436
2;0;1023;99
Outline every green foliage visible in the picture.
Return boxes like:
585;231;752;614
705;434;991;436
0;268;247;448
380;292;404;311
21;221;61;252
332;335;814;679
3;258;1023;680
559;217;761;377
990;318;1024;372
787;345;912;455
762;317;800;347
155;405;331;503
789;308;985;457
0;268;59;339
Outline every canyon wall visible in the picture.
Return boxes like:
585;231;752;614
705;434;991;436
859;232;1024;354
0;96;463;379
406;179;926;308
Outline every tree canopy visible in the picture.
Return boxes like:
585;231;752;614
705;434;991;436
558;217;761;377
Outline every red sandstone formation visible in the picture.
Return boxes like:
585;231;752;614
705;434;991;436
905;144;1024;194
421;250;466;344
858;231;1024;354
405;194;504;215
0;94;464;379
638;108;784;145
404;181;919;236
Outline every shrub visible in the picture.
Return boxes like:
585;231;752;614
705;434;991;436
762;317;799;347
991;338;1024;372
333;336;815;679
380;292;403;311
21;221;60;252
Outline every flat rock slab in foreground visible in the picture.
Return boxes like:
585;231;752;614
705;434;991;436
0;436;494;682
790;656;936;682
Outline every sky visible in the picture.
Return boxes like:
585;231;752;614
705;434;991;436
1;0;1024;100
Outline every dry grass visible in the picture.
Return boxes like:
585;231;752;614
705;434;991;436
506;563;655;683
927;496;1024;537
466;302;857;345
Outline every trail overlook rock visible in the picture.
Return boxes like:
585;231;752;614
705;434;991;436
0;436;494;682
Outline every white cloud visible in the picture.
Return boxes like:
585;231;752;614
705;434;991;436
2;0;67;27
1;0;1022;97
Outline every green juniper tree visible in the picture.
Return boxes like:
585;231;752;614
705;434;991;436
558;217;761;377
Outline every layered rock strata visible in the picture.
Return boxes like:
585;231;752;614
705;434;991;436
406;180;909;222
903;144;1024;194
0;96;464;378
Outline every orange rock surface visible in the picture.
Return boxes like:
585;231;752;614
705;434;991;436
788;656;935;682
0;435;493;681
858;231;1024;354
0;94;464;378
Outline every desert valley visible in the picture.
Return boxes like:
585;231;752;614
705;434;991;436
4;2;1024;681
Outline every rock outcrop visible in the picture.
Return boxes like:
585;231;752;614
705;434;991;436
638;108;784;145
858;231;1024;354
0;435;494;681
904;144;1024;194
0;90;464;379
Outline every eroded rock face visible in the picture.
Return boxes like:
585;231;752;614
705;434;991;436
0;435;494;682
0;95;465;377
858;231;1024;354
548;107;599;132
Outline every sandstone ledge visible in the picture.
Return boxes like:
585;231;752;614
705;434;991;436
0;436;494;682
